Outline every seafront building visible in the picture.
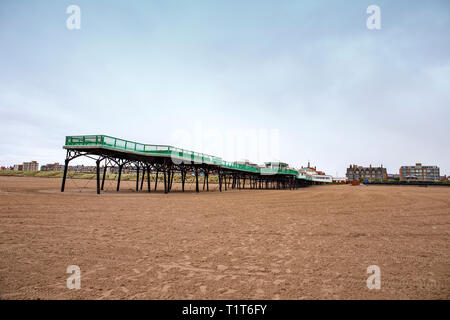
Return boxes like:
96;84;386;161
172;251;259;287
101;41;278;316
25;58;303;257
23;161;39;171
387;173;400;180
41;162;65;171
346;164;387;182
399;163;440;182
332;177;348;183
12;161;39;171
298;162;333;183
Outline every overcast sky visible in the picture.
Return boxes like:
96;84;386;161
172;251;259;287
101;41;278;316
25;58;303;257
1;0;449;176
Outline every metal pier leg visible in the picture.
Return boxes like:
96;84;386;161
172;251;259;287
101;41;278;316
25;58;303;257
203;171;206;191
136;166;140;192
117;164;123;191
155;170;159;191
140;166;145;190
167;170;171;192
218;170;222;192
206;171;209;191
96;159;100;195
163;169;168;194
181;169;185;192
169;170;174;191
147;166;151;192
101;162;107;191
61;158;69;192
195;167;199;193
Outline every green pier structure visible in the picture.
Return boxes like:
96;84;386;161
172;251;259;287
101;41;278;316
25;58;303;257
62;135;312;194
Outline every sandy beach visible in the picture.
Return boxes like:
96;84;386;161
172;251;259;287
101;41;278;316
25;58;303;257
0;176;448;299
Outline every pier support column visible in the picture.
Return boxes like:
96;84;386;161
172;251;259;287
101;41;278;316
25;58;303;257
101;161;107;191
203;171;206;191
195;167;199;193
167;170;171;192
140;166;145;190
117;164;123;191
163;169;168;194
136;166;140;192
147;166;151;192
96;159;100;195
169;169;174;192
61;158;69;192
181;169;186;192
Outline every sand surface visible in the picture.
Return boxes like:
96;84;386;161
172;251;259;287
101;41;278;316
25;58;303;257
0;176;449;299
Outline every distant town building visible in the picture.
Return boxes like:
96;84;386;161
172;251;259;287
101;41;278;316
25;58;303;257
346;164;387;182
41;163;65;171
12;161;39;171
108;166;134;174
67;165;97;173
387;173;400;180
298;162;333;183
399;163;440;182
108;166;120;174
23;161;39;171
332;177;348;184
13;164;24;171
308;175;333;183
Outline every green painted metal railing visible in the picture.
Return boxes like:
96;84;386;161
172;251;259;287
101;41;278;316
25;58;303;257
66;135;222;166
220;161;261;174
65;135;308;179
